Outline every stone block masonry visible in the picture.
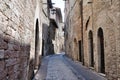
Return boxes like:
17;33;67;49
0;0;36;80
64;0;120;80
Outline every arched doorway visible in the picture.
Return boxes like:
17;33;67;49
88;31;94;67
78;40;82;62
98;28;105;73
35;19;40;69
42;39;44;56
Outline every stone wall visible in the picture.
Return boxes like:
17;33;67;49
0;0;36;79
64;0;120;79
83;0;120;79
0;0;51;80
64;0;82;60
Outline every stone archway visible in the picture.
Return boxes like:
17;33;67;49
98;28;105;74
88;31;94;67
35;19;40;69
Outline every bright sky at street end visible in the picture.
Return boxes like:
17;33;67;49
52;0;65;21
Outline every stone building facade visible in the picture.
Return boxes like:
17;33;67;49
64;0;120;80
64;0;81;61
0;0;52;80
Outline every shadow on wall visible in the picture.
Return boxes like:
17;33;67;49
49;19;57;40
0;34;37;80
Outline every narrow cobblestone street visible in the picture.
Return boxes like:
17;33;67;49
33;53;107;80
0;0;120;80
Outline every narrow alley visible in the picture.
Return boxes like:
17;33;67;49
0;0;120;80
33;53;106;80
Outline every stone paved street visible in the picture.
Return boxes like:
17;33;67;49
46;54;79;80
33;53;107;80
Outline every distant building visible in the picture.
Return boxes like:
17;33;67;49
42;6;64;56
50;7;64;53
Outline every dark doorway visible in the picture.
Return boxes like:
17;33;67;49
35;19;39;69
88;31;94;67
42;39;44;56
98;28;105;74
78;40;82;62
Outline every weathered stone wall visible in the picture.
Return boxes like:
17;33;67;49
0;0;49;80
92;0;120;79
64;0;120;79
64;0;82;61
83;0;120;79
0;0;55;79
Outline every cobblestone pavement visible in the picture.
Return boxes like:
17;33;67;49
33;56;49;80
33;53;107;80
46;55;79;80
